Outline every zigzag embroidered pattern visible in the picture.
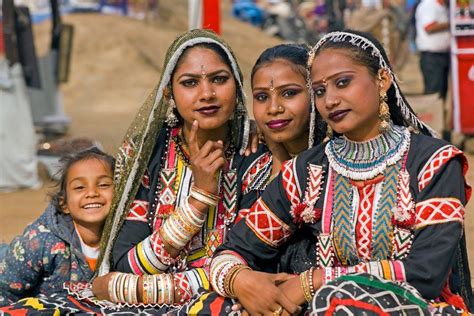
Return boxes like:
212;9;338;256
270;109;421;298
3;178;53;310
332;173;357;265
371;163;400;260
159;169;177;205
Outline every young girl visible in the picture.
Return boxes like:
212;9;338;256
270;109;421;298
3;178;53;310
207;30;472;315
0;147;114;306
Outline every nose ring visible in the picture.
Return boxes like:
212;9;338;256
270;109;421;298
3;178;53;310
212;91;216;97
277;105;284;111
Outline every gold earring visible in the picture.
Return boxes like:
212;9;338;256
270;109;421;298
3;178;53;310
326;124;333;138
379;91;390;133
165;97;179;127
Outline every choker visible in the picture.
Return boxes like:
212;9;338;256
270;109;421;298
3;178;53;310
325;124;410;180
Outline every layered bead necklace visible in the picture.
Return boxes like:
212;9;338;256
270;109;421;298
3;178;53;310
325;124;411;180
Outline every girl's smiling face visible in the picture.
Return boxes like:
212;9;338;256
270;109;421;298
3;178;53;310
252;59;310;148
311;48;390;142
64;158;114;229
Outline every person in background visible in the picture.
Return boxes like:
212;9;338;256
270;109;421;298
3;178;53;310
415;0;450;99
0;147;115;307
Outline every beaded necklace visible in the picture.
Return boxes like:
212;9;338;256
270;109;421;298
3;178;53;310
326;124;410;181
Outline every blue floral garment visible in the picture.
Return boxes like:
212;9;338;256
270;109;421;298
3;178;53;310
0;204;94;306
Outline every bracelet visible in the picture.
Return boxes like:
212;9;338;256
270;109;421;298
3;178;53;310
190;185;220;207
300;270;313;303
108;273;120;303
227;265;251;298
128;274;139;304
308;267;316;298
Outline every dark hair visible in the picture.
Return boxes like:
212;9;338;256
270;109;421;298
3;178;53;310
50;147;115;212
174;42;233;76
314;30;431;135
169;42;240;126
251;43;310;87
251;43;327;146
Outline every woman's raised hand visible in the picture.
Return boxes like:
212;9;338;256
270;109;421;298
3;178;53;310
188;120;226;196
233;269;300;315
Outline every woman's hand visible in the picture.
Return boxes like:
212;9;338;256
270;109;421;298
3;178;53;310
233;269;300;315
277;268;323;315
188;120;226;196
92;272;118;301
244;119;259;156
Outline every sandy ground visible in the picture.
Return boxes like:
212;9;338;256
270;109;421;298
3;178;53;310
1;1;473;284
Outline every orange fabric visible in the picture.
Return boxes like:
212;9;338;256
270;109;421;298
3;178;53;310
85;257;97;272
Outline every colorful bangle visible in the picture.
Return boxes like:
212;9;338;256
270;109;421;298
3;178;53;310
190;185;220;207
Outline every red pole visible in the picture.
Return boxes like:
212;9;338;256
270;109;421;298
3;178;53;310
202;0;220;34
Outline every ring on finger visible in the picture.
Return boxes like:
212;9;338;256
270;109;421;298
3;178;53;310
273;306;283;316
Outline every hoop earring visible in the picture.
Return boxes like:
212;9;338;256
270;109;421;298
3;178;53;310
326;124;333;139
165;98;179;127
378;91;390;133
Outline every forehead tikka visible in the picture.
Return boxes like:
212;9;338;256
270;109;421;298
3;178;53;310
200;65;207;79
269;79;275;94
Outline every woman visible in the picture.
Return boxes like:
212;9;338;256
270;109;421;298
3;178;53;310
206;30;472;315
84;28;262;308
240;43;324;210
0;29;264;315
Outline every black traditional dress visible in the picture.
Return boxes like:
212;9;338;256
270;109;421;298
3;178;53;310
192;125;472;315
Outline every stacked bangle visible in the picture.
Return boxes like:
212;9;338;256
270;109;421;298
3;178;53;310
210;251;248;297
190;185;220;207
300;268;316;303
225;265;251;298
108;273;139;304
160;197;206;250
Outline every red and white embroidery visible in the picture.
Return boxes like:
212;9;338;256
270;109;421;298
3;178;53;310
418;145;462;191
126;200;149;222
356;184;375;261
394;170;415;228
142;171;150;189
246;198;292;247
415;197;464;228
282;159;301;208
174;273;192;303
298;164;324;224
